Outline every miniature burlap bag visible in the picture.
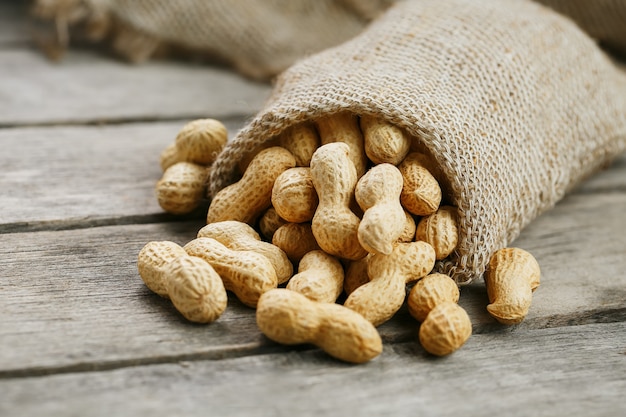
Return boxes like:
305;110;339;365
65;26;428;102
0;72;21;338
209;0;626;284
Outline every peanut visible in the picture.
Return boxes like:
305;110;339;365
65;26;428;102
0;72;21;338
310;142;368;260
236;138;280;175
197;221;293;284
419;302;472;356
256;289;382;364
344;241;436;326
484;247;541;325
156;162;208;215
398;152;442;216
165;255;227;323
408;273;460;322
343;257;370;296
415;206;459;260
286;250;344;303
315;112;368;177
355;163;405;255
159;142;183;171
137;240;187;298
278;123;320;167
175;118;228;166
271;167;318;223
399;210;417;242
360;115;411;165
207;146;296;224
271;222;321;263
184;237;277;307
258;207;287;241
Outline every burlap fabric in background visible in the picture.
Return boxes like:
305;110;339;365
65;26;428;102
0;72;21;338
32;0;626;79
208;0;626;284
31;0;395;79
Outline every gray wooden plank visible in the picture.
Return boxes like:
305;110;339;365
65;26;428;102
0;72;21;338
1;322;624;417
0;221;264;376
0;119;246;228
0;48;270;126
1;191;625;375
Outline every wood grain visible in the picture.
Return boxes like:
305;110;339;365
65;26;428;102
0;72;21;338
2;322;624;417
0;49;270;126
1;190;625;375
1;4;625;415
0;120;246;229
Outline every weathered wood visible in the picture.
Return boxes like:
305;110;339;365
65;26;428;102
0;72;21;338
0;120;246;229
0;49;270;126
1;190;625;375
1;322;624;417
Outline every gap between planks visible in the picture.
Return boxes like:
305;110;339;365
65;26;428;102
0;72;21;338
1;306;624;380
0;113;256;130
1;322;625;417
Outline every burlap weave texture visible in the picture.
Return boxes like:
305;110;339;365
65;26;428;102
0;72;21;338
209;0;626;284
32;0;626;79
32;0;395;79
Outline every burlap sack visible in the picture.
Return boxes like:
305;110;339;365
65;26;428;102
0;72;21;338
32;0;626;79
31;0;395;79
208;0;626;285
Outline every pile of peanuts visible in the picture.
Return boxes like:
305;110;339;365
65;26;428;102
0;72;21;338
139;114;541;363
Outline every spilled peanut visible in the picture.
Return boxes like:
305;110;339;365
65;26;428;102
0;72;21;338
175;118;228;166
197;221;293;284
156;162;208;214
165;255;228;323
286;250;344;303
137;240;187;298
344;241;436;326
408;273;460;322
184;237;277;308
256;289;382;364
484;247;541;324
419;302;472;356
156;119;227;214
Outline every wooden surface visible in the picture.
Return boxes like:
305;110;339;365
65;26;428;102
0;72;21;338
1;2;625;416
